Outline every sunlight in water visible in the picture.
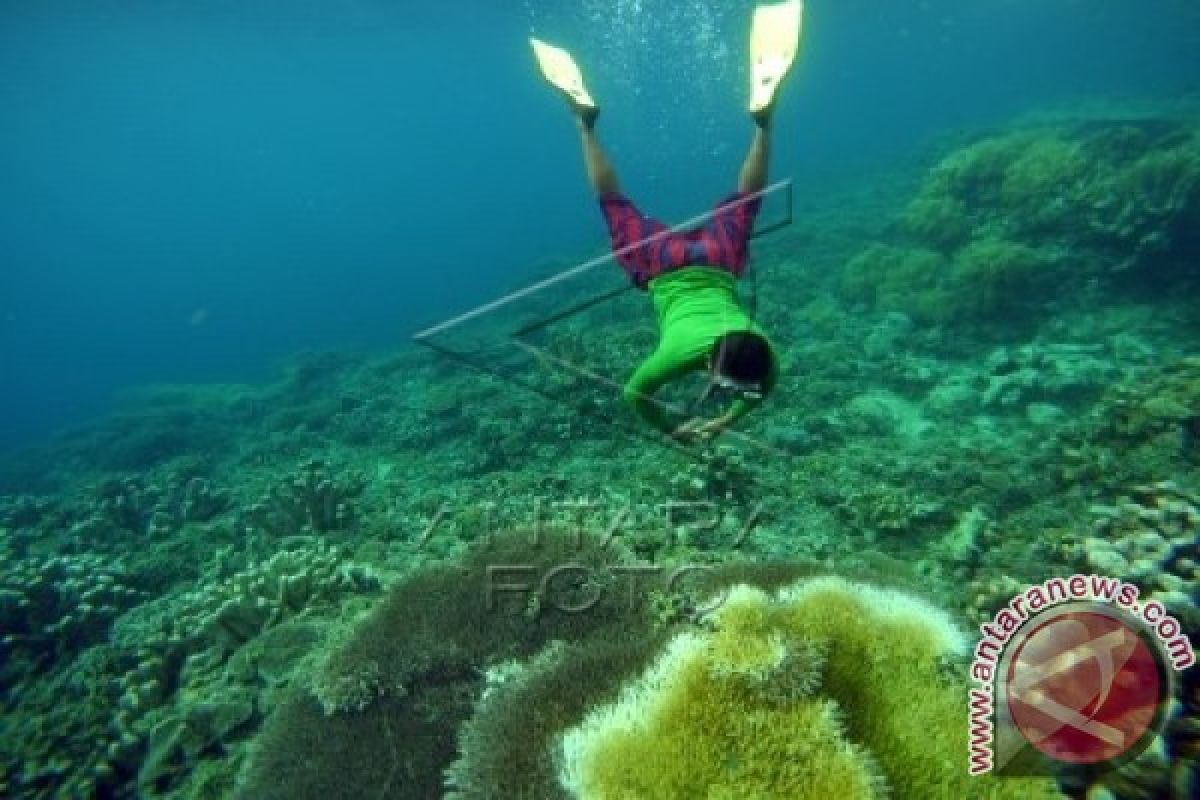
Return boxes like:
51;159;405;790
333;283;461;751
525;0;748;160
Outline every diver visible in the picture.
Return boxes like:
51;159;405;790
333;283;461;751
531;0;802;443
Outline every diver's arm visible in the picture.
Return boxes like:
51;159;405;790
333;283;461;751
622;350;688;435
624;386;677;434
684;397;753;442
726;398;757;423
622;377;677;435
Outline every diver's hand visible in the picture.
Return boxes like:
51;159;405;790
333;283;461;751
670;418;706;443
693;414;733;441
671;415;731;443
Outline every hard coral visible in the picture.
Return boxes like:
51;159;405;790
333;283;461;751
236;528;650;800
0;552;144;667
845;118;1200;333
1051;355;1200;491
556;577;1062;799
240;459;364;536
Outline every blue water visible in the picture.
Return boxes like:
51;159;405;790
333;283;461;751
1;0;1196;449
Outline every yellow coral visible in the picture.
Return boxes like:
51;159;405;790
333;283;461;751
559;632;885;799
558;577;1063;800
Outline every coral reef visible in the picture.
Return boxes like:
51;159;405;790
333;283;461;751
0;551;144;673
980;342;1118;411
1056;611;1200;799
239;459;365;536
172;543;381;654
234;528;658;800
1051;356;1200;493
1073;481;1199;626
1;541;380;799
556;578;1062;799
841;119;1200;331
117;544;379;796
308;528;641;715
0;493;56;530
89;474;231;539
831;482;947;538
443;636;663;800
233;533;1064;800
0;110;1196;800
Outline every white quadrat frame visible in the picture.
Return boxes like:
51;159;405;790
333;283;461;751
413;179;795;461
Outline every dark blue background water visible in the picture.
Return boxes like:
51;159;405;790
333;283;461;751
1;0;1196;450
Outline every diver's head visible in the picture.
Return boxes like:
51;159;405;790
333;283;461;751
706;330;773;401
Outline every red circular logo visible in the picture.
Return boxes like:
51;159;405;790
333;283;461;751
1005;610;1164;764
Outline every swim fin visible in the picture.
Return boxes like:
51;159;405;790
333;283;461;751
748;0;804;115
530;38;596;114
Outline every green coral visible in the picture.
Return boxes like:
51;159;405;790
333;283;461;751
899;190;971;251
840;244;949;316
557;578;1063;800
948;236;1055;320
444;635;663;800
845;119;1200;332
236;529;657;800
998;135;1089;228
1084;129;1200;257
840;237;1054;325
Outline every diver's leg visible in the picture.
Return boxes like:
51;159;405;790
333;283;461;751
577;118;621;196
695;116;771;276
737;116;771;194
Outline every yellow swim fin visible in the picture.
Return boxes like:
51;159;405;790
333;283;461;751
530;37;596;112
748;0;804;115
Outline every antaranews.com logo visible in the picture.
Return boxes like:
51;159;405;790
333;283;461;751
968;574;1195;776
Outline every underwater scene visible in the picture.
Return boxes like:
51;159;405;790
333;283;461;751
1;0;1198;798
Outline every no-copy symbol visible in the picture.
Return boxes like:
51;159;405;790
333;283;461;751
1005;610;1164;764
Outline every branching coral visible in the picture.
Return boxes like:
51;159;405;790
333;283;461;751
56;542;385;798
161;543;381;656
239;459;365;535
0;552;145;667
71;474;231;541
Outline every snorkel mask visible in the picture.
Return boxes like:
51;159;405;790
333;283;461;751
696;332;770;411
695;372;764;408
713;373;764;400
